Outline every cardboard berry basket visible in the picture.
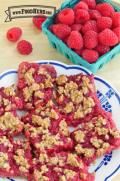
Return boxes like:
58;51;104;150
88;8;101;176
42;0;120;73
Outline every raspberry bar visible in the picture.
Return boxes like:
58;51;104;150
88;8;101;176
71;110;120;165
0;85;24;136
24;120;73;154
0;136;32;179
0;135;15;177
17;62;57;110
0;85;23;115
23;105;73;153
12;139;32;178
32;152;95;181
55;74;101;126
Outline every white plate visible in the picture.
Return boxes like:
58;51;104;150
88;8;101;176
0;60;120;181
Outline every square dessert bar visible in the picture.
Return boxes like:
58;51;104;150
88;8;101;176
12;139;33;178
23;104;73;153
0;85;23;136
71;110;120;165
0;84;23;115
54;74;101;126
0;135;15;177
0;136;32;179
32;152;95;181
17;62;57;110
24;109;73;153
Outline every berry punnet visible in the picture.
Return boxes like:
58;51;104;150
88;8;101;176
48;1;120;63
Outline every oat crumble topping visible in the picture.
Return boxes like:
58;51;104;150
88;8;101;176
74;130;85;143
0;136;13;148
67;153;83;168
0;152;10;170
32;115;50;128
59;120;69;136
24;68;35;85
35;134;62;150
56;75;68;85
0;112;22;132
4;85;16;96
14;149;30;172
64;169;76;179
64;102;74;114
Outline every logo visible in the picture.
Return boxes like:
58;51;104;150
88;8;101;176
5;5;56;22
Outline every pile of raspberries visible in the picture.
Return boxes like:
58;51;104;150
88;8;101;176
49;0;120;63
0;62;120;181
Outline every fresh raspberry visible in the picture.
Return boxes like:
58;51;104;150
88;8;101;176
89;10;101;20
83;30;98;49
71;24;82;31
96;3;115;17
17;40;33;55
6;27;22;42
75;9;90;24
32;16;46;30
82;20;98;34
95;44;110;55
113;27;120;43
58;8;75;25
82;0;96;9
67;31;83;49
52;24;71;40
112;12;120;28
74;1;88;11
97;17;112;31
82;49;99;63
98;28;118;46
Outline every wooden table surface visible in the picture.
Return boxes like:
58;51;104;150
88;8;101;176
0;0;120;180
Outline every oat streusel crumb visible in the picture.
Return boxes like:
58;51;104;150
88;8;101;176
0;152;10;170
56;75;68;85
0;112;22;133
74;130;85;143
67;153;83;168
59;120;69;136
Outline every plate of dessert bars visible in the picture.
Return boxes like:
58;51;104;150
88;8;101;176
0;60;120;181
